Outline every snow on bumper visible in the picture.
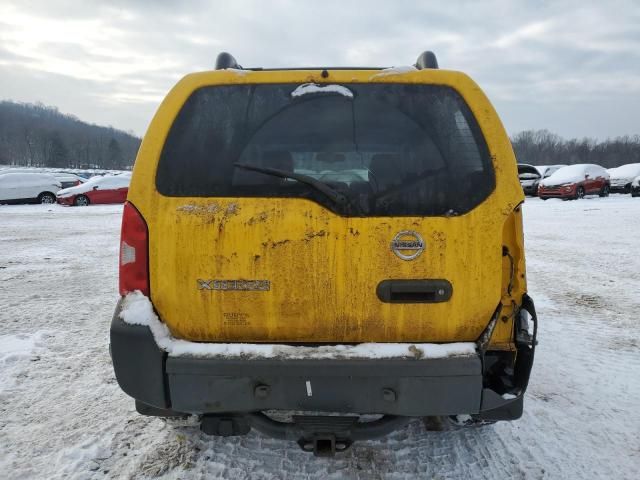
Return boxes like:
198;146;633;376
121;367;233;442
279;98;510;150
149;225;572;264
110;292;529;420
118;291;477;360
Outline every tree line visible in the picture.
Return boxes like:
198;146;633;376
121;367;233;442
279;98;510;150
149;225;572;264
511;130;640;168
1;101;639;170
0;101;141;169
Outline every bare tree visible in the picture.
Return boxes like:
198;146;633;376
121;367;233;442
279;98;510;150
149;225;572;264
0;100;140;169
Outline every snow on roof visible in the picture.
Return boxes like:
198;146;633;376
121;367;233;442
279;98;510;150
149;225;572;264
52;173;86;182
540;164;607;187
120;291;477;360
370;65;418;79
56;174;130;198
608;163;640;180
225;68;248;76
291;83;354;98
0;172;61;187
534;164;566;177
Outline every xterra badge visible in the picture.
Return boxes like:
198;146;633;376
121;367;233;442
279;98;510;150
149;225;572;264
198;279;271;291
390;231;425;260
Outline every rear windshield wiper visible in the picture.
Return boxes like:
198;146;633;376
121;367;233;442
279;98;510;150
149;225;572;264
234;163;348;205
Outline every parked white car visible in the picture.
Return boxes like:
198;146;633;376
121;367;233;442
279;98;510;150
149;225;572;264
607;163;640;193
0;172;62;204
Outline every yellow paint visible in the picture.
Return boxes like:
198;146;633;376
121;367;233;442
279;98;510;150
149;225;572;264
127;68;526;346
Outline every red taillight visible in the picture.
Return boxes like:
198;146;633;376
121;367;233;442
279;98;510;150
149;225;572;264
119;201;149;296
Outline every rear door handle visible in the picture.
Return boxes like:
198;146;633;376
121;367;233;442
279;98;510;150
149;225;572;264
376;280;453;304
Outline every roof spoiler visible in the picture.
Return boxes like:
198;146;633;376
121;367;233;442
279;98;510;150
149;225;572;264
214;51;439;71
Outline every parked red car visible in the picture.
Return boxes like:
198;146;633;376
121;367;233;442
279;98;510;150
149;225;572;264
538;164;610;200
56;174;130;206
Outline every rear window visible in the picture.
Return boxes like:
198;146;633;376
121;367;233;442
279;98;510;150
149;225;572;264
156;83;495;216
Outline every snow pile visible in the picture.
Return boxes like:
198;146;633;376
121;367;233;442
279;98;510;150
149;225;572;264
633;175;640;187
0;332;46;393
0;333;41;363
119;291;477;360
370;65;418;78
291;83;354;98
54;438;112;476
57;173;131;198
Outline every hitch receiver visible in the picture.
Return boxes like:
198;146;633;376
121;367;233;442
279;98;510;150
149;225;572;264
298;434;352;457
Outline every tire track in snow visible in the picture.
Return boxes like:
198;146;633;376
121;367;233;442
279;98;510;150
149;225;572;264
1;199;639;479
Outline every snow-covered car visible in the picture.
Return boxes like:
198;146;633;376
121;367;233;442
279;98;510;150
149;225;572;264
518;164;566;197
538;164;610;200
0;172;61;204
517;164;541;196
52;173;87;189
607;163;640;194
631;175;640;197
56;174;130;206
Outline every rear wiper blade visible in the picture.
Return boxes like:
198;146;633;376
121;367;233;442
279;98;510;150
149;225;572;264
234;163;348;205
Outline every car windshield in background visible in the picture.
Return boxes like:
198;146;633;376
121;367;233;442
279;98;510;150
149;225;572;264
157;83;495;216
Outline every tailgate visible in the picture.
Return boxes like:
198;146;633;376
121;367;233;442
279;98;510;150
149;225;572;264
147;196;503;343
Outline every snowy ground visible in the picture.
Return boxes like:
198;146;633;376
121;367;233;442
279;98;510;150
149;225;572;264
1;196;639;479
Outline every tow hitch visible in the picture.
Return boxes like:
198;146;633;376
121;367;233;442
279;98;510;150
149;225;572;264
200;412;411;456
294;415;357;456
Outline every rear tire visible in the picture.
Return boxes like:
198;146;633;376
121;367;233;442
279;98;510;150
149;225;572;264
38;192;56;204
539;196;548;201
575;186;585;200
599;185;610;197
74;195;90;206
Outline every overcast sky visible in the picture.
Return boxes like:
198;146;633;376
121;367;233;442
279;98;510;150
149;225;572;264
1;0;639;140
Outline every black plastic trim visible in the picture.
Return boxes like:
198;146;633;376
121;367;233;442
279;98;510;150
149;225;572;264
110;299;169;408
415;51;439;69
215;52;241;70
110;294;537;427
376;279;452;303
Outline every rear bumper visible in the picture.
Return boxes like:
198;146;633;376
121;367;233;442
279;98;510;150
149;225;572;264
166;352;484;417
110;299;535;423
610;184;630;194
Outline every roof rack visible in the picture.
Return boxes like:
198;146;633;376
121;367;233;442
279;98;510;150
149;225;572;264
215;52;241;70
214;51;439;71
414;51;439;69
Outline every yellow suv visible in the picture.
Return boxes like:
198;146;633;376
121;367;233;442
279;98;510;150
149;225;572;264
110;51;537;456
